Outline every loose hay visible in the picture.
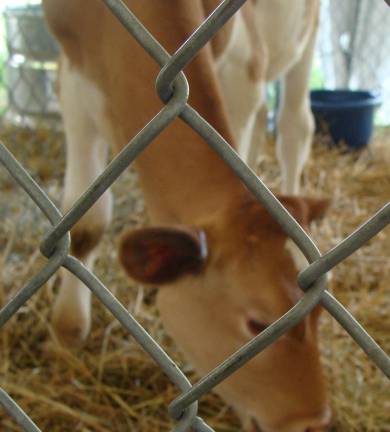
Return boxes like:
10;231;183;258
0;124;389;431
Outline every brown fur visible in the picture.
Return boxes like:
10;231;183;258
43;0;246;223
43;2;330;430
70;225;104;259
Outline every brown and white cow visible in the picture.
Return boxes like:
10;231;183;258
43;1;330;431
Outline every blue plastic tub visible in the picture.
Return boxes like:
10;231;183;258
310;89;382;149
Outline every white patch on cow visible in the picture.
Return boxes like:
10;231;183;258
216;11;264;163
60;55;112;220
53;55;113;342
61;58;110;196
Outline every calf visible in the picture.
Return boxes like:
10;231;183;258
43;1;329;431
210;0;319;193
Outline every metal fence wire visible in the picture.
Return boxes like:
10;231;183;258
0;1;62;166
317;0;390;125
1;0;390;156
0;0;389;431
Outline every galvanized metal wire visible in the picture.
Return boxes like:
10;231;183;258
0;0;389;431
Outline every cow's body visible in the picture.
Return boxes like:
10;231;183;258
42;1;330;431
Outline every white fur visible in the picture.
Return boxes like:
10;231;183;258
52;57;113;341
216;1;318;194
216;12;265;163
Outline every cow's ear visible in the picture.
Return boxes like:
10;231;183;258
277;196;330;227
118;226;208;284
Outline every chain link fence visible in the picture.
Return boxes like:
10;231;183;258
316;0;390;125
0;0;63;180
0;0;389;152
0;0;389;431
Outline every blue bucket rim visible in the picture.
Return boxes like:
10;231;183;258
310;89;382;110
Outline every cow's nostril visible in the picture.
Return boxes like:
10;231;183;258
305;428;328;432
246;318;268;335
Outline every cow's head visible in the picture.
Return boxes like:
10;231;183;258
119;196;331;432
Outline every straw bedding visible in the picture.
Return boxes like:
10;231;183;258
0;125;389;431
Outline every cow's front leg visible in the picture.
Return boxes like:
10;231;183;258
52;56;113;345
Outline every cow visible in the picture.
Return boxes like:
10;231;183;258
42;1;330;431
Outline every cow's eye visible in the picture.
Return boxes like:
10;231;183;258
246;318;268;336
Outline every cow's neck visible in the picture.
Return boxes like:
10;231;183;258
134;112;246;225
131;45;246;224
58;0;246;224
102;2;246;224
